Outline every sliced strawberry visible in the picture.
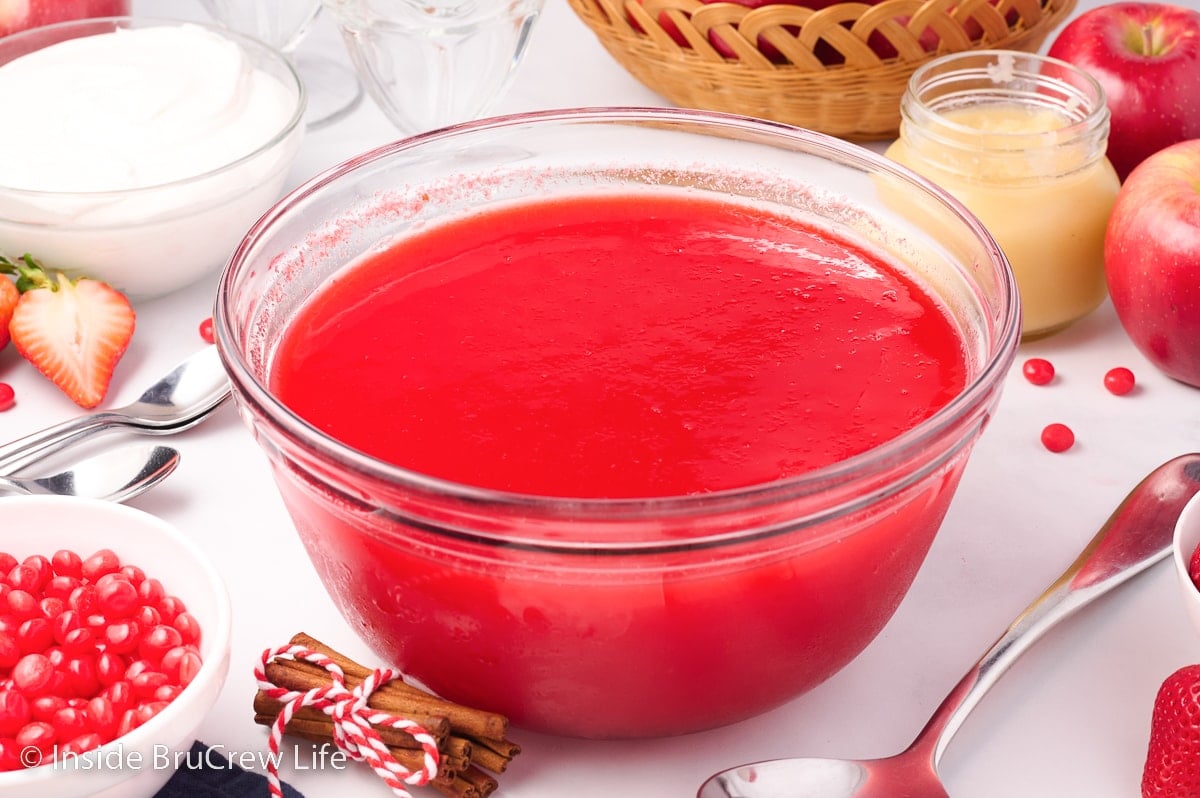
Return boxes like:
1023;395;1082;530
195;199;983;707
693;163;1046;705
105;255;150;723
0;277;17;351
4;258;134;409
1143;663;1200;796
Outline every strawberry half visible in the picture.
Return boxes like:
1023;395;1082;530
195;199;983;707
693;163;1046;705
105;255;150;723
0;276;16;351
1143;663;1200;796
2;255;135;409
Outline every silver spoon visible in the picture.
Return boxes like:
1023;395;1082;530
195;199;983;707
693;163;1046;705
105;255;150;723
0;442;181;503
0;346;230;475
699;452;1200;798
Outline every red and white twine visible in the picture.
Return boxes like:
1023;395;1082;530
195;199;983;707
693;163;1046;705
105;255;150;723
256;644;441;797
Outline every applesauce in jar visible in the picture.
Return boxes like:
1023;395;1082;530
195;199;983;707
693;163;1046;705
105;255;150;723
885;51;1120;339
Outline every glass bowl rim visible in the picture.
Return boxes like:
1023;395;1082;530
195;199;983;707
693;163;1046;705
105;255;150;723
214;106;1022;527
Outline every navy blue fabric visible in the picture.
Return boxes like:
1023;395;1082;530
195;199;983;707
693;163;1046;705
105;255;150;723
154;741;305;798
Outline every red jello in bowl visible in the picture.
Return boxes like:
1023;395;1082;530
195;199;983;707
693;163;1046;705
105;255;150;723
214;108;1020;738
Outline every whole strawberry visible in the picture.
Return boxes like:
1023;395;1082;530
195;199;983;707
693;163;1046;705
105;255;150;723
1144;664;1200;796
0;254;135;409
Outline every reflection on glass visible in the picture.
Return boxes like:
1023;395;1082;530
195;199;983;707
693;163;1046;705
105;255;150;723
322;0;545;134
200;0;363;130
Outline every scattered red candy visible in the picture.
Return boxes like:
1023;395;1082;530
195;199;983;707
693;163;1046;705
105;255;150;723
0;383;13;412
198;317;214;345
1022;357;1056;385
0;548;202;770
1104;366;1136;396
1040;422;1075;453
1143;664;1200;796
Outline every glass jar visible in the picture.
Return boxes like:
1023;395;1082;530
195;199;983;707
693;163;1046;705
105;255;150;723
322;0;546;134
885;50;1120;339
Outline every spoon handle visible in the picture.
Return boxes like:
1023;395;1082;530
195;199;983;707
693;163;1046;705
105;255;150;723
0;412;127;475
0;347;230;476
0;474;32;496
915;453;1200;768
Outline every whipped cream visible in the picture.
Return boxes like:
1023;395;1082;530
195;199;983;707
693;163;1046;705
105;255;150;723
0;22;304;298
0;23;296;192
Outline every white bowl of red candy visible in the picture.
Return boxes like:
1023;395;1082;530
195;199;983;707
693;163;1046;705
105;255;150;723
1174;492;1200;634
0;496;231;797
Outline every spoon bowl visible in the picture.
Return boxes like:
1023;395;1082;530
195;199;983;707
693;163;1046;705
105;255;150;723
0;442;180;503
699;453;1200;798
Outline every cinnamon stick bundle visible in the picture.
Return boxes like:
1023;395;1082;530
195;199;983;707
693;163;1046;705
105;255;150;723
253;632;519;798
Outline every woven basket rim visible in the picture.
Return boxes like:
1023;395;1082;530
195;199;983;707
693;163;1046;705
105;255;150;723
567;0;1079;139
572;0;1078;72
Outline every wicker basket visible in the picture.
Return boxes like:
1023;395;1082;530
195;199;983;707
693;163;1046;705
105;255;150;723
568;0;1078;139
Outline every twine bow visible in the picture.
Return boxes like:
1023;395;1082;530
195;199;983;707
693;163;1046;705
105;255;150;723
255;644;441;798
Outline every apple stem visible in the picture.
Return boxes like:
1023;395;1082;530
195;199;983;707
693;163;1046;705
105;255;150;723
1142;23;1154;55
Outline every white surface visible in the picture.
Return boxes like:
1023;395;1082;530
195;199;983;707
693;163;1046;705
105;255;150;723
2;0;1198;796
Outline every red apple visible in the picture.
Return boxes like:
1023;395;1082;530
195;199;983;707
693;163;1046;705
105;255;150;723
1104;139;1200;388
864;14;941;60
1047;2;1200;182
698;0;818;62
0;0;130;38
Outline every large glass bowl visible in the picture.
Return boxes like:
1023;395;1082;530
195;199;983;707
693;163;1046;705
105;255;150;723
214;108;1020;738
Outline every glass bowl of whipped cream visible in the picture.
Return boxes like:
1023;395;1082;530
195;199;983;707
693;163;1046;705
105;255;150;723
0;17;305;299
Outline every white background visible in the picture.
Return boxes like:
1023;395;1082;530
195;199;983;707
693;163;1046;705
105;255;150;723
3;0;1199;795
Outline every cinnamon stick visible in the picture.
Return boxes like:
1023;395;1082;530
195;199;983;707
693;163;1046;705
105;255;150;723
431;777;480;798
253;713;470;776
262;658;468;734
288;632;510;741
279;724;464;786
474;736;521;760
427;766;499;798
256;631;522;795
460;765;500;797
252;691;451;748
465;743;509;775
